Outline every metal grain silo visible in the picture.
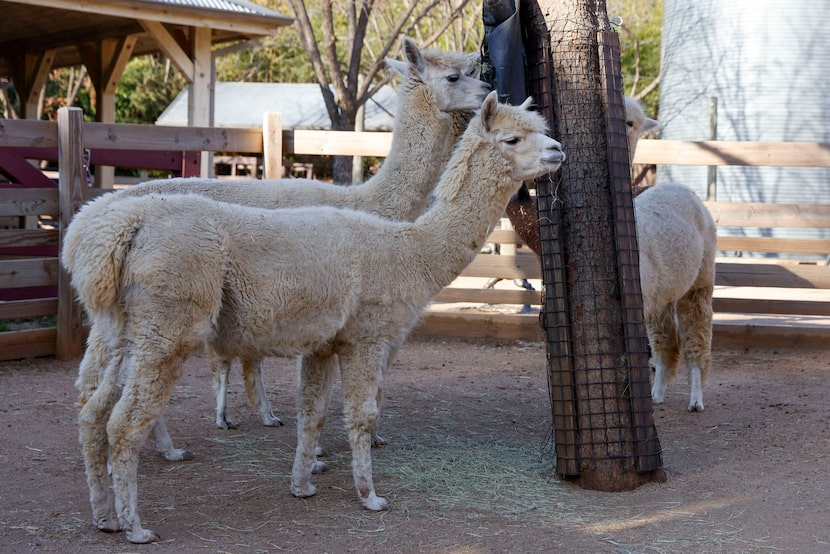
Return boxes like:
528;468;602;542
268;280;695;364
658;0;830;255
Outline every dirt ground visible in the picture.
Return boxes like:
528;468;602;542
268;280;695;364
0;336;828;553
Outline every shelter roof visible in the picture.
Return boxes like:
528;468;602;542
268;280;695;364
0;0;293;78
156;82;399;131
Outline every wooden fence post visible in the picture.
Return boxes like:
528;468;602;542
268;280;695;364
56;107;87;359
263;112;282;179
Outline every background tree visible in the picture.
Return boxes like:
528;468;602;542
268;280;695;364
607;0;662;115
115;54;187;124
525;0;664;489
283;0;481;183
1;0;661;127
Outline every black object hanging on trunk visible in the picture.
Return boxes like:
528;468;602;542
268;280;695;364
481;0;539;299
480;0;526;106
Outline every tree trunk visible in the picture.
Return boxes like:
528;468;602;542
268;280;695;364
331;108;357;185
332;156;355;185
523;0;665;490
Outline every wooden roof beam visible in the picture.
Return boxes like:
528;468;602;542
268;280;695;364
139;19;194;82
7;49;56;119
7;0;293;36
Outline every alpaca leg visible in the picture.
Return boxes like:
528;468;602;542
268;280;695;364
677;286;714;412
648;303;681;404
108;351;188;544
78;357;124;534
371;385;386;448
292;351;338;497
315;351;387;450
75;321;110;407
369;339;406;449
312;354;332;458
337;343;388;511
79;322;189;462
482;277;501;289
108;297;207;544
242;357;283;427
152;416;192;461
211;354;237;429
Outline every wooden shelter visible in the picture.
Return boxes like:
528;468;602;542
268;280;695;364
0;0;293;179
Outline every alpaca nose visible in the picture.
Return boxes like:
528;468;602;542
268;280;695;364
547;140;566;162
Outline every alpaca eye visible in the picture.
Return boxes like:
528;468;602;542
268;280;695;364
504;137;520;145
626;120;634;127
446;74;460;82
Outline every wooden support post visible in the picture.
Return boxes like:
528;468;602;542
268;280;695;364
262;113;283;179
56;107;87;359
190;27;213;177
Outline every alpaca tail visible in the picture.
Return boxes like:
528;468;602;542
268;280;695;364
61;193;145;314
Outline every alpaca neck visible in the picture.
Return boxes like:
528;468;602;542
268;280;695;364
412;118;519;287
356;72;451;221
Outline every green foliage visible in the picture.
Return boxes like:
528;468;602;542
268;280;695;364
215;34;316;83
115;55;187;124
217;1;483;85
608;0;662;117
214;0;313;83
0;83;20;119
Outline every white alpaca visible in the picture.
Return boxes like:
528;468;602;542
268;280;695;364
68;38;487;460
623;96;716;411
62;91;563;543
624;95;659;161
503;95;714;410
502;95;659;263
637;184;716;412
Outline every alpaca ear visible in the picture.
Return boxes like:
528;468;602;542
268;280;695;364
402;37;426;74
466;53;482;78
386;58;408;76
519;96;534;110
641;116;661;134
481;90;499;131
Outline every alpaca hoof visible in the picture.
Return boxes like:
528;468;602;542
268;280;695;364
688;400;705;412
651;384;666;405
126;528;160;544
216;417;238;430
314;444;325;457
262;412;284;427
371;434;387;448
362;493;389;511
95;518;121;533
162;447;193;462
311;459;327;474
291;482;318;499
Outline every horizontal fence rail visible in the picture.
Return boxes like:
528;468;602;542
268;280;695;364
1;108;829;361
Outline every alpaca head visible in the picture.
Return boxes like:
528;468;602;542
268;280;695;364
386;37;490;112
624;96;660;162
479;90;565;182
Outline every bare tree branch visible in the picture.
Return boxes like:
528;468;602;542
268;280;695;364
287;0;341;125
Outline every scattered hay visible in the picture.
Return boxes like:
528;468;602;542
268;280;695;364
372;432;602;526
146;429;782;552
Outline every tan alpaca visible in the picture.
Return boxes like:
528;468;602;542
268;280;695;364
637;183;716;411
503;95;659;256
622;97;716;411
503;95;715;411
623;95;660;160
67;38;487;461
62;91;563;543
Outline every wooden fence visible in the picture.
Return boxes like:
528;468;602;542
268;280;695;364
1;107;828;361
417;140;830;347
